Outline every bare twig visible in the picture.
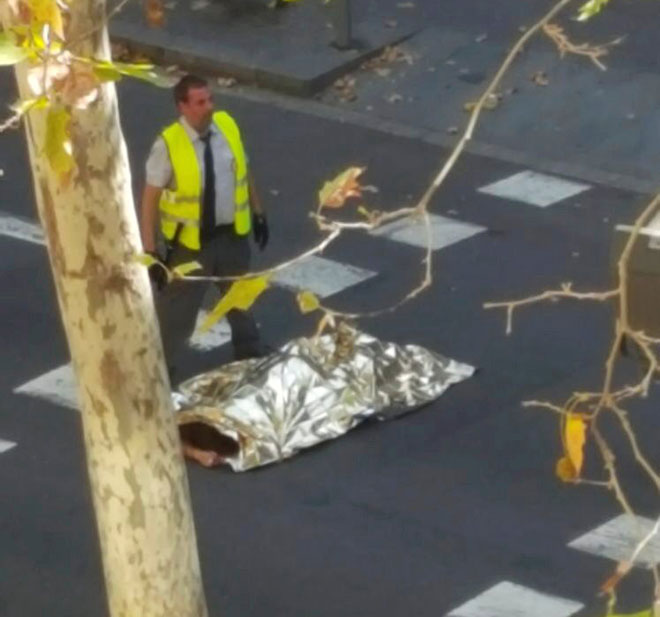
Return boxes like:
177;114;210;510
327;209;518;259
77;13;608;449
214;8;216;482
484;285;618;335
416;0;576;214
543;22;623;70
0;110;23;133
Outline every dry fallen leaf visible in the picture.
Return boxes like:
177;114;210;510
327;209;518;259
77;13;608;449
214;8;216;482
217;76;237;88
362;45;414;72
531;70;549;86
333;76;357;102
463;92;501;112
387;93;403;103
144;0;165;27
396;2;415;8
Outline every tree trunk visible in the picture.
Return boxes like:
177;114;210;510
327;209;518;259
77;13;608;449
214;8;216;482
2;1;208;615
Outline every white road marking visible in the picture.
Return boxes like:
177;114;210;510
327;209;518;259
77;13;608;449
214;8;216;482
371;213;486;250
14;364;79;411
271;255;377;298
569;514;660;568
0;214;231;352
0;212;45;245
447;581;584;617
478;170;591;207
0;439;17;454
616;210;660;250
189;312;231;351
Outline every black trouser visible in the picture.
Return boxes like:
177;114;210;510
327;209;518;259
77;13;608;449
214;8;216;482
156;225;261;370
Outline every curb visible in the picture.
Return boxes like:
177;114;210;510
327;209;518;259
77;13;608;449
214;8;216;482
110;25;419;97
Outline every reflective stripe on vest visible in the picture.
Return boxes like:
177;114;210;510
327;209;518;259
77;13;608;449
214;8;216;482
159;111;251;250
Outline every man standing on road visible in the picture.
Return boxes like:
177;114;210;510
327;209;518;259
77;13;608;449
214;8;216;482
140;74;269;372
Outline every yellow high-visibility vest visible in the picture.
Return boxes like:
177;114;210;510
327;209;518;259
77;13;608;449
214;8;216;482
159;111;251;250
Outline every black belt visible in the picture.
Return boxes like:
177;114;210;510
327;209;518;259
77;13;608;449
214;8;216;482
200;223;235;242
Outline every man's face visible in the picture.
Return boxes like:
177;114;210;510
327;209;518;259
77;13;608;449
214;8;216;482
178;86;214;132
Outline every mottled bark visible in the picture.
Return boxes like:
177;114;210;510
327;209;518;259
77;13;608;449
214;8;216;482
2;2;208;615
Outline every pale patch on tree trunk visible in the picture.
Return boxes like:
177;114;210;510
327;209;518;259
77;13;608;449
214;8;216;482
2;1;209;615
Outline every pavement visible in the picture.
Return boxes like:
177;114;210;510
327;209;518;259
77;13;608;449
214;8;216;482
1;1;660;616
111;0;660;188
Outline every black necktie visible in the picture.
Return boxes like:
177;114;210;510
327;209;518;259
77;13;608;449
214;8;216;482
201;133;216;239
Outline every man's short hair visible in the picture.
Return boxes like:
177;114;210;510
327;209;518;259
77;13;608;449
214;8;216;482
173;74;208;105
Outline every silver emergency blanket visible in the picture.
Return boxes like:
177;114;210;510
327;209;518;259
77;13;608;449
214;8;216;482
175;328;474;471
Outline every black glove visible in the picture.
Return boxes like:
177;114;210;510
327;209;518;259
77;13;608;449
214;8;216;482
252;213;269;251
147;251;169;291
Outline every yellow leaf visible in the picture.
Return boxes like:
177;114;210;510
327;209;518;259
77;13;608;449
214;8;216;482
319;167;365;209
297;290;320;314
607;611;652;617
10;95;49;115
555;456;578;482
564;413;587;477
171;261;202;278
44;106;74;181
26;0;64;39
200;276;269;333
0;31;28;66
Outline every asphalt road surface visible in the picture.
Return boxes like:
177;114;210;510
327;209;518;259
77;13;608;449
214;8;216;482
0;66;658;617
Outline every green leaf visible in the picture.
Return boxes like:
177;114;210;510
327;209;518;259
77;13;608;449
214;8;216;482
135;252;160;267
44;106;74;180
0;32;28;66
82;58;176;87
91;64;123;83
111;61;176;87
171;261;202;278
577;0;612;21
608;611;652;617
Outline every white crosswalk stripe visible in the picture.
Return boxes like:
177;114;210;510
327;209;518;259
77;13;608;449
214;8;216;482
189;313;231;351
447;581;584;617
568;513;660;568
271;255;377;298
0;212;45;245
14;364;78;411
0;439;17;454
371;213;486;250
478;170;591;207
